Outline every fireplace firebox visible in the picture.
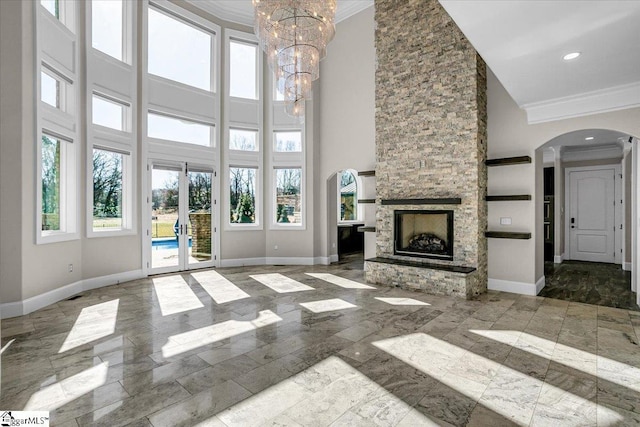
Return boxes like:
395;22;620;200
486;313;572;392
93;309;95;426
394;210;454;260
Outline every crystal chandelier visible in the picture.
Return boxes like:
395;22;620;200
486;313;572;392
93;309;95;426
253;0;336;117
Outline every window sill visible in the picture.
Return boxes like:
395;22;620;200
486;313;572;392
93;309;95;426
37;231;80;245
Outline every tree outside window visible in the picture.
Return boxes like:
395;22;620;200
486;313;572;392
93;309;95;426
275;168;301;224
229;167;256;224
339;170;357;222
92;149;124;230
42;135;61;231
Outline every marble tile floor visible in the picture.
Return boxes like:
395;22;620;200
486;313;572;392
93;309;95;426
1;262;640;426
541;261;638;311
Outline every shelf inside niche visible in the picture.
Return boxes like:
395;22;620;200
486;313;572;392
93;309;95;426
486;195;532;201
485;231;532;239
486;156;532;166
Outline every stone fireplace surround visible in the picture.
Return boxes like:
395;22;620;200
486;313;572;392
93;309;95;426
364;0;487;299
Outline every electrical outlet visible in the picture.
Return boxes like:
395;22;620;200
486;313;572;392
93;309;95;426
274;245;278;250
500;217;512;225
68;263;73;273
332;243;336;248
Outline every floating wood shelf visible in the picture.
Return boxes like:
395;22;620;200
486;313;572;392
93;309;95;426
381;198;461;205
485;231;532;239
357;226;376;233
486;195;532;201
486;156;532;166
358;199;375;204
358;170;375;177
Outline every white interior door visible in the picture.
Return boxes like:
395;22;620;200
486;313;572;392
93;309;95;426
150;162;214;274
568;168;615;263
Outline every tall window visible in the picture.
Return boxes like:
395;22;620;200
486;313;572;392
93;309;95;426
41;135;61;231
148;7;213;91
41;71;59;108
272;130;304;227
92;0;124;61
147;112;213;147
92;148;128;231
93;94;129;132
338;170;358;222
229;129;258;152
274;131;302;152
275;168;302;224
229;167;257;224
229;40;258;99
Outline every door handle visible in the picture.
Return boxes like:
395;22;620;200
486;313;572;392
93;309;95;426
180;224;184;235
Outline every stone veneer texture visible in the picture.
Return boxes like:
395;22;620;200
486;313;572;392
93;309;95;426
369;0;488;296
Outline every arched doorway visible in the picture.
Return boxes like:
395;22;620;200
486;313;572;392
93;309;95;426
535;129;639;309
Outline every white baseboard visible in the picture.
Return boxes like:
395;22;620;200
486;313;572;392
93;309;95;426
488;276;545;296
623;262;632;271
535;275;546;294
219;256;339;268
554;253;565;264
1;269;144;319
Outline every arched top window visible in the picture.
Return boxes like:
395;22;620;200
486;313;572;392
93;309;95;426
338;169;359;222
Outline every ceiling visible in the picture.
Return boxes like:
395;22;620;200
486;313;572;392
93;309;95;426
187;1;639;124
439;1;640;123
185;0;373;27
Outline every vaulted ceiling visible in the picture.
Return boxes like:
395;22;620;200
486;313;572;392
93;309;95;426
188;1;640;125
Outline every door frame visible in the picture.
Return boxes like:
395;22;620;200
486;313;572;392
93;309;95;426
145;159;219;275
564;164;622;264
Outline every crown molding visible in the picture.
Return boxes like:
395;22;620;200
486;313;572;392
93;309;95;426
523;81;640;125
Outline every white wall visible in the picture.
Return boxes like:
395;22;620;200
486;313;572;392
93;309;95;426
488;68;640;290
0;0;25;304
317;6;376;260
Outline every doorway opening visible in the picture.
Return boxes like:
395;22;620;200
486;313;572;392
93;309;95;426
536;129;638;310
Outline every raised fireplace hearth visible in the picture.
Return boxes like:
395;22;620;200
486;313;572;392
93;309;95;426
395;210;453;260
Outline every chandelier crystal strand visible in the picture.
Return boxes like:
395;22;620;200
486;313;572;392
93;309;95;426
253;0;336;117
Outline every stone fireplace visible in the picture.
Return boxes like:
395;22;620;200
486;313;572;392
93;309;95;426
394;210;453;260
364;0;487;299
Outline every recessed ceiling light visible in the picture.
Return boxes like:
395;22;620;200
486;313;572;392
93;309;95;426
563;52;581;61
585;137;594;140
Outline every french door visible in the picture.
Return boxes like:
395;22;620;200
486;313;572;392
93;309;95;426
150;161;215;274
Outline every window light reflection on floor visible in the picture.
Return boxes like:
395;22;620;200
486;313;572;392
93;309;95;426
152;275;204;316
470;329;640;393
299;298;358;313
250;273;314;293
372;333;622;426
305;273;376;289
58;299;120;353
191;270;250;304
161;310;282;358
24;362;109;411
374;297;430;306
213;356;438;426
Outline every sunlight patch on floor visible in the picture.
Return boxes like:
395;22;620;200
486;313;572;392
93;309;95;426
373;333;622;426
305;273;376;289
152;275;204;316
24;362;109;411
216;356;438;426
374;297;430;306
299;298;358;313
161;310;282;358
250;273;314;293
471;329;640;393
58;299;119;353
191;270;250;304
